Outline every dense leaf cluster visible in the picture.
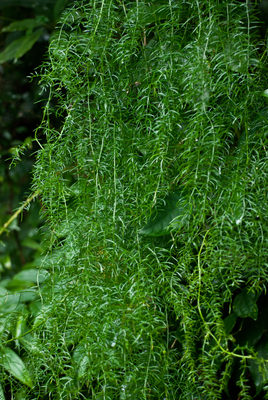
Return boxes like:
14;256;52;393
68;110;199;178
1;0;268;398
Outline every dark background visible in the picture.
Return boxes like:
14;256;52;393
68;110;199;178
0;0;74;278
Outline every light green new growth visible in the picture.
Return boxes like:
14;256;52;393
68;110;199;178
2;0;268;398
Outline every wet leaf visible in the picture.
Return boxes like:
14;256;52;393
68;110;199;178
10;269;49;284
0;29;43;63
1;348;33;388
140;189;190;237
2;17;48;33
223;313;237;335
233;288;258;320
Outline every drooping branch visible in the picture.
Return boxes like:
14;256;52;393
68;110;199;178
0;190;40;237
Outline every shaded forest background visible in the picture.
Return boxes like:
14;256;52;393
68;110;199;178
1;0;268;399
0;0;73;277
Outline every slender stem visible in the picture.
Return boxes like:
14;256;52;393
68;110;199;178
197;230;253;360
0;190;40;237
0;165;78;238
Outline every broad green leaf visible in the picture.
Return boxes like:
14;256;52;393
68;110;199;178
73;343;86;363
15;315;26;338
29;300;42;316
1;348;33;388
2;17;48;33
73;343;90;379
19;290;38;303
19;333;35;352
235;319;265;347
21;237;45;252
233;306;268;347
0;293;21;314
223;313;237;335
263;89;268;98
0;384;5;400
139;189;190;237
10;269;49;284
0;287;7;308
248;336;268;395
77;355;90;380
0;279;11;288
14;317;34;349
0;28;43;63
233;288;258;320
128;2;170;26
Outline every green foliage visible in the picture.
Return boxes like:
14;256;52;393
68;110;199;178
0;0;74;63
0;348;33;388
139;188;190;236
233;288;259;320
0;28;44;64
1;0;268;398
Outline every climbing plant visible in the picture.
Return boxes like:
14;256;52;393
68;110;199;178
1;0;268;398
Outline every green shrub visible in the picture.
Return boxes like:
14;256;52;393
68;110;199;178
1;0;268;398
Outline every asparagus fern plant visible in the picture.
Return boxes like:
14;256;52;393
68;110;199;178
1;0;268;398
